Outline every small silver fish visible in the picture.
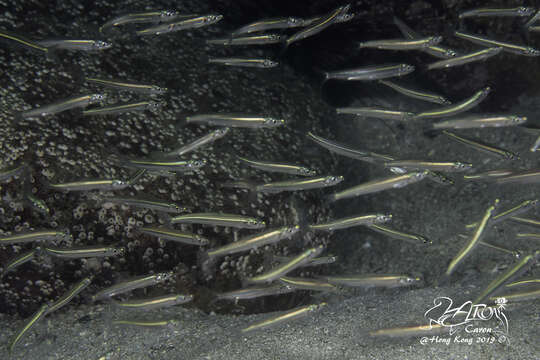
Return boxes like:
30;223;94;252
163;128;229;157
367;224;432;244
206;225;300;259
241;302;326;333
378;80;451;105
231;17;304;37
245;245;325;284
21;94;105;119
459;6;535;19
427;47;503;70
307;132;394;162
85;77;167;95
496;170;540;185
433;114;526;129
309;214;392;231
238;156;316;176
207;34;285;46
323;64;415;82
83;101;162;116
139;227;209;246
337;107;414;121
446;199;499;276
48;178;129;192
37;39;112;51
186;114;284;128
43;245;125;259
208;57;279;68
170;212;265;229
322;274;421;288
285;5;349;48
384;160;472;173
256;175;343;193
136;15;223;35
92;272;174;301
443;131;519;160
100;10;184;32
113;294;193;310
455;31;540;56
328;172;427;202
359;36;442;50
414;87;491;120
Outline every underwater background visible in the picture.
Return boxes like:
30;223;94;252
0;0;539;359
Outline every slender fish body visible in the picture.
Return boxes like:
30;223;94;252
207;34;285;46
206;225;300;259
113;294;193;310
307;132;394;162
9;304;49;353
359;36;442;50
121;159;206;173
46;278;92;314
324;64;415;81
378;80;451;105
186;114;284;128
496;170;540;185
100;10;183;32
83;101;162;116
0;30;48;53
215;284;295;301
48;179;129;192
37;39;112;51
279;276;338;292
164;128;229;157
136;15;223;35
43;245;125;259
433;115;526;129
366;224;432;244
413;87;491;120
92;272;174;301
459;7;535;19
427;47;502;70
1;249;38;278
328;172;427;202
256;175;343;193
446;199;499;276
86;77;167;95
139;227;209;246
309;214;392;231
231;17;304;36
241;303;326;333
21;94;105;119
473;251;540;304
336;107;414;121
102;196;187;214
208;57;279;68
237;156;316;176
322;274;421;288
384;160;472;173
454;31;540;56
170;213;265;229
245;245;325;284
285;5;349;48
443;131;519;160
0;230;70;245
